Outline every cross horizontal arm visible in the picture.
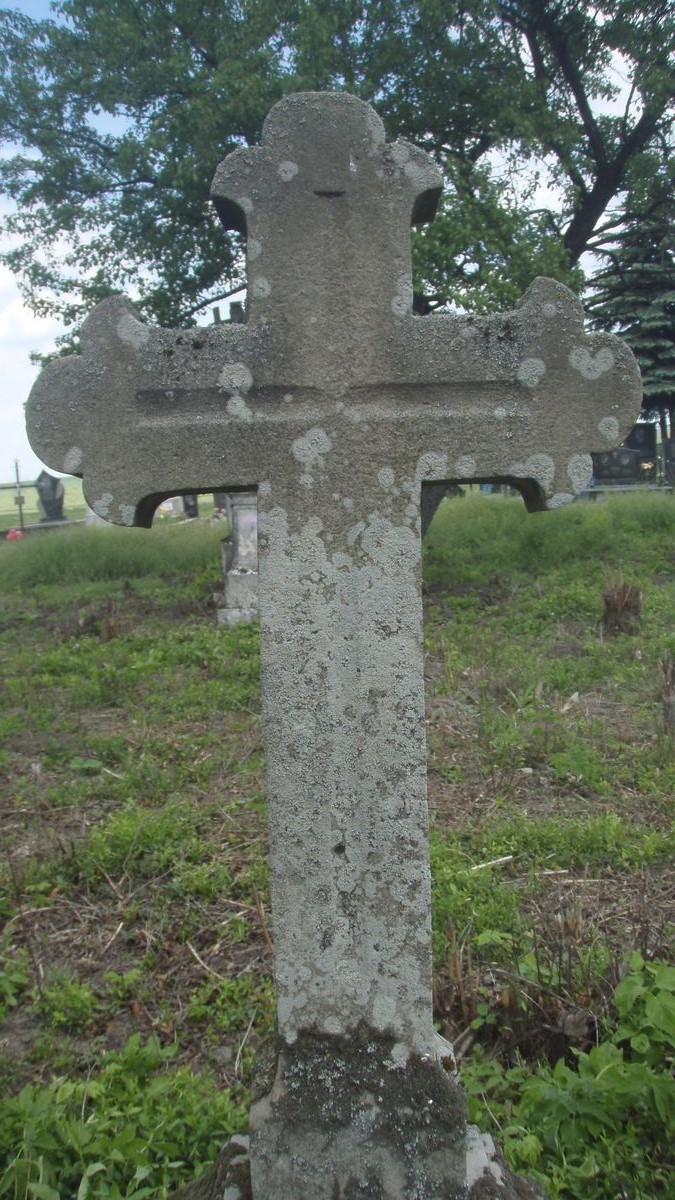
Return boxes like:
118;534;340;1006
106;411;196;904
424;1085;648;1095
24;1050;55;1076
26;279;640;524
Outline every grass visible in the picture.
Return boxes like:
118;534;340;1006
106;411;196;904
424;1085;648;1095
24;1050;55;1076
0;519;224;590
1;491;674;1198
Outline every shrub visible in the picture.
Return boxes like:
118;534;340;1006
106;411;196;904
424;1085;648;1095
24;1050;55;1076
0;1034;247;1199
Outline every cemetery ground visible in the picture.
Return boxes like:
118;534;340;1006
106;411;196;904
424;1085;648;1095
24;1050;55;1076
0;493;674;1200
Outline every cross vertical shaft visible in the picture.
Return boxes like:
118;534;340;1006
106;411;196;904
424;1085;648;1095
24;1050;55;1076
258;479;433;1051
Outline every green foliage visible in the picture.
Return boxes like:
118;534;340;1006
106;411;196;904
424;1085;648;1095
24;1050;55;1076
431;813;675;967
79;802;206;886
613;952;675;1068
1;2;674;328
430;833;524;961
462;958;675;1198
100;969;146;1007
0;953;29;1022
464;812;675;874
514;1043;675;1197
412;162;581;314
37;976;98;1033
0;523;224;591
0;1034;247;1198
187;976;275;1041
425;492;675;587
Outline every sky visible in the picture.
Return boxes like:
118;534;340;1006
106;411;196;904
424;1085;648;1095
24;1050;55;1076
0;263;62;483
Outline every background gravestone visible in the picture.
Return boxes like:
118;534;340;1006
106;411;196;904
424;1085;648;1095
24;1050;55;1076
26;92;641;1200
215;492;259;626
35;470;65;522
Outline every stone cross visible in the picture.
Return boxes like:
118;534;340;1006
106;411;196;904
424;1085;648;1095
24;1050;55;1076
27;92;640;1200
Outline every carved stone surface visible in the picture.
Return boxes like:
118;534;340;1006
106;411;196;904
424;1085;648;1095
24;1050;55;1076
26;91;641;1200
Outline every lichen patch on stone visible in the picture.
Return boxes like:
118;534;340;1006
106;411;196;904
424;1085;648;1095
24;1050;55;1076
278;160;299;182
226;395;253;423
455;455;476;478
517;357;546;388
598;415;620;442
414;452;448;482
567;453;593;492
116;312;150;349
93;492;113;518
292;428;333;468
63;446;83;473
219;363;253;393
569;345;614;378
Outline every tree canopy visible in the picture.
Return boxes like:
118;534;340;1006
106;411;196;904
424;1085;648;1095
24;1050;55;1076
1;0;674;332
588;208;675;446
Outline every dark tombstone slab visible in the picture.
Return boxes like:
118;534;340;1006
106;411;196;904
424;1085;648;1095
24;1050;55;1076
592;421;657;484
36;470;66;522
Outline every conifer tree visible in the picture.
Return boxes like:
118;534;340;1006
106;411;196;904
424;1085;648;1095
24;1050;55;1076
588;213;675;480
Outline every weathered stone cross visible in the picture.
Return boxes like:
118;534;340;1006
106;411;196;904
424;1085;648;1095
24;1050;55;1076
27;93;640;1199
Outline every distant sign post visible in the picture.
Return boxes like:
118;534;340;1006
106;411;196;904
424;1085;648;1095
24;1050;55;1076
13;460;25;531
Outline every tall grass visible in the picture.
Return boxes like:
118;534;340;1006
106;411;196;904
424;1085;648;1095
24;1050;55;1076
0;521;224;590
425;491;675;585
3;492;673;593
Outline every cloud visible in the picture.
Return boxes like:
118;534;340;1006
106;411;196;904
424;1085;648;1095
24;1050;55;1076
0;264;62;481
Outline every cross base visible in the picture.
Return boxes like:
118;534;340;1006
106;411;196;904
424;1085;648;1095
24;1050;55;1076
250;1031;467;1199
249;1033;544;1200
169;1034;546;1199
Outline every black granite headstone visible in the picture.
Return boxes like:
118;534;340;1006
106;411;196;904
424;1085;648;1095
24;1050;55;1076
36;471;66;522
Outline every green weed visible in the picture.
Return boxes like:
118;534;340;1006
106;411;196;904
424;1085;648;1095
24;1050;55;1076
187;976;275;1038
0;953;29;1022
79;802;204;886
462;957;675;1198
0;1033;246;1198
37;975;98;1033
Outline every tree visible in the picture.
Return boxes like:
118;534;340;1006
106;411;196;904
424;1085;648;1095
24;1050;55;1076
587;209;675;477
0;0;289;329
1;1;674;332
